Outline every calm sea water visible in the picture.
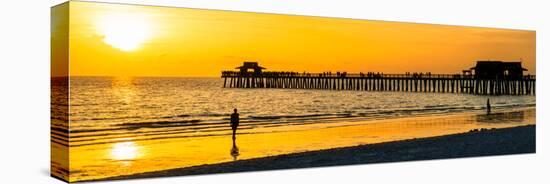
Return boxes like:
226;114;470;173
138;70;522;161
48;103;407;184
57;77;535;147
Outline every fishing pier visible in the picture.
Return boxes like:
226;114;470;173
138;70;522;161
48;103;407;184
221;61;535;95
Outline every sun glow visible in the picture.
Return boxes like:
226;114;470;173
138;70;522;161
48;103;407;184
68;1;536;77
110;142;140;160
97;13;152;51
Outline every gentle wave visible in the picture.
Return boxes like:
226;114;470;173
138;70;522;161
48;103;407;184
66;103;535;144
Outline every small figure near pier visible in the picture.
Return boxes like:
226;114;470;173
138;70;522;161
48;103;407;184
230;108;240;140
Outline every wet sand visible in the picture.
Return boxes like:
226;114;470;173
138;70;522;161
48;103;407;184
102;125;535;181
69;108;535;182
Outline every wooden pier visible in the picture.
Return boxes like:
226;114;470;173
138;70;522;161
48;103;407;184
221;71;535;95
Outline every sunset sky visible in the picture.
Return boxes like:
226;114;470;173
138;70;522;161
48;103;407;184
52;1;536;77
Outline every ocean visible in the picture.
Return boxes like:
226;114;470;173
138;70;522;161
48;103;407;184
56;77;535;147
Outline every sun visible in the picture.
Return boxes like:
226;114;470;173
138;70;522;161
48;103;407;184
97;13;152;51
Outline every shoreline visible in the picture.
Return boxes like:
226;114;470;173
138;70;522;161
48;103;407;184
93;124;536;182
68;107;535;182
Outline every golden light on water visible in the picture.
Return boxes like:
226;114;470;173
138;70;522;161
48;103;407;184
112;76;137;102
110;142;140;160
96;13;152;51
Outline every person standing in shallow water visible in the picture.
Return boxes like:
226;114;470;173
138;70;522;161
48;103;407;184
230;108;240;140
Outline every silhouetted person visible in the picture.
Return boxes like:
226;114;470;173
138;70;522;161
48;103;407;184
230;108;239;140
487;98;491;115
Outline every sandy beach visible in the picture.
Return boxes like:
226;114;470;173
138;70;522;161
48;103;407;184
68;107;536;182
100;124;535;181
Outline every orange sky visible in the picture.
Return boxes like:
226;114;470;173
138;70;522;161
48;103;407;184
52;1;536;77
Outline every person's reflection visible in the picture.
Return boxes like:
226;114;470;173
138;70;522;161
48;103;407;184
230;137;240;161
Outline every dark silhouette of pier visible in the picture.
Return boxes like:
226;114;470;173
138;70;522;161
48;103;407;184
221;61;535;95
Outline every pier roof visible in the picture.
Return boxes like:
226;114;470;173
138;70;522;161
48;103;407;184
470;61;527;71
235;62;266;70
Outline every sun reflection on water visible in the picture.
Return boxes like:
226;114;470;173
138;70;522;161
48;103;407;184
110;142;140;161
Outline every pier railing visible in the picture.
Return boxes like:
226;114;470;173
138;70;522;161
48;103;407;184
222;71;535;80
221;71;535;95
